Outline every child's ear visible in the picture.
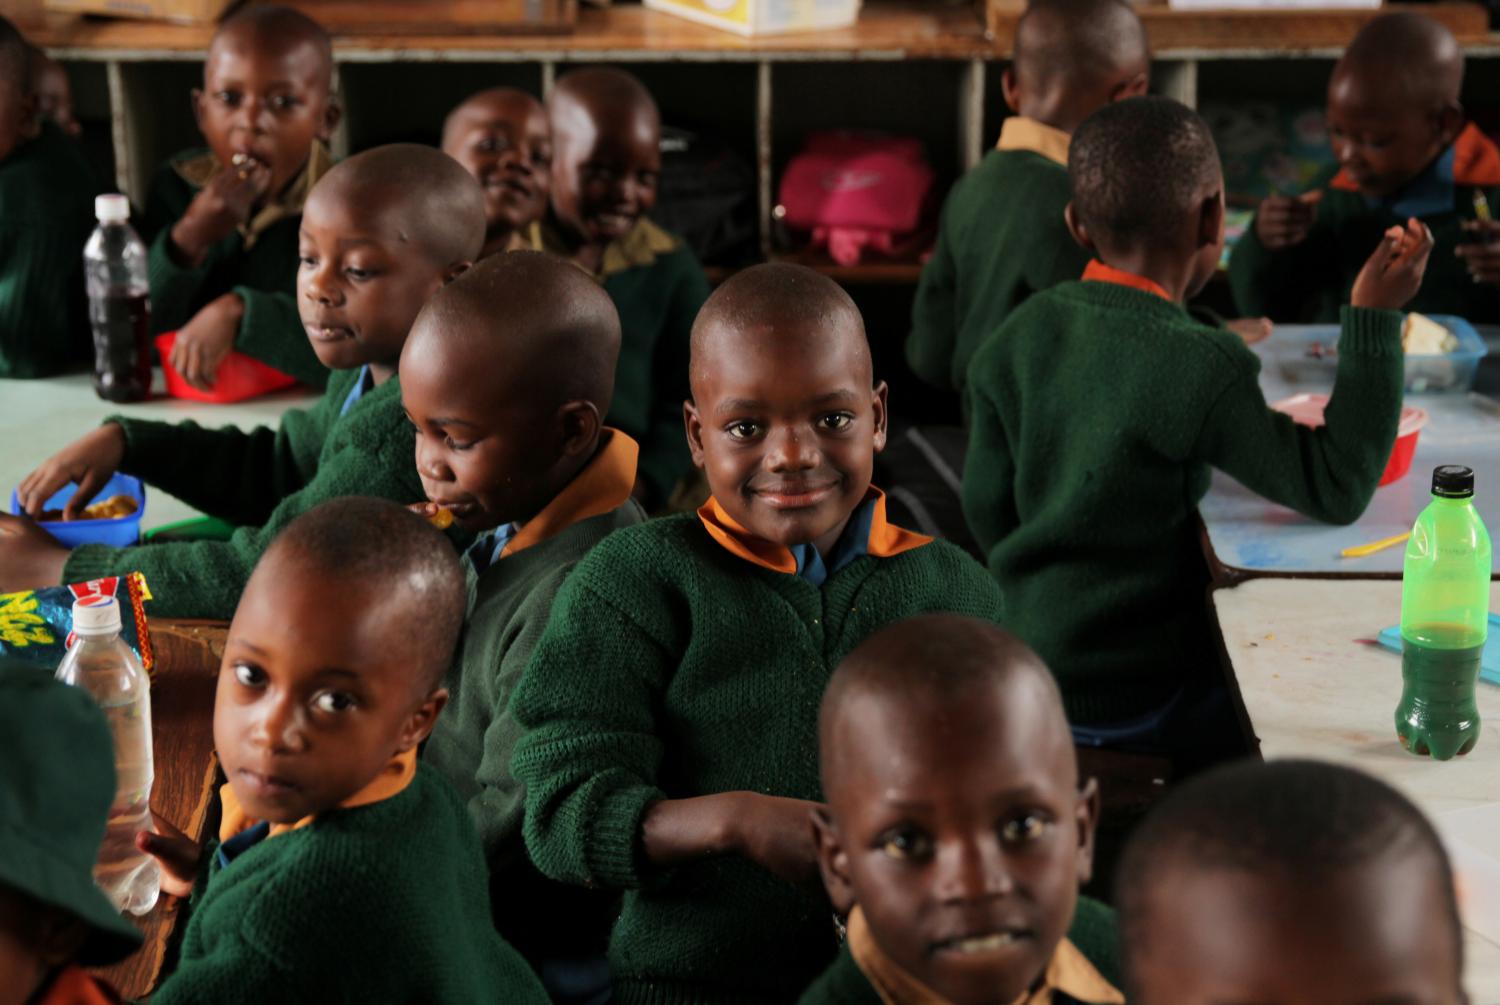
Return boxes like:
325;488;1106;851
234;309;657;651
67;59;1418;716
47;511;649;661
440;261;472;286
320;94;343;142
396;688;448;752
1074;776;1102;886
812;806;856;916
558;400;601;459
683;399;706;470
1063;202;1095;254
1436;101;1463;148
870;380;889;455
1113;71;1151;103
1197;190;1225;251
190;88;206;136
19;92;40;141
1000;66;1022;116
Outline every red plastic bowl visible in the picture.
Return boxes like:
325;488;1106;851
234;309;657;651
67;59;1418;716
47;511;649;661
1271;393;1428;486
155;332;298;403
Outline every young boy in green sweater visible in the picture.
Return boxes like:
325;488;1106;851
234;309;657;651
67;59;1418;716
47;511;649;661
1230;12;1500;323
509;263;1004;1005
143;5;340;391
442;87;551;260
0;17;98;379
801;615;1121;1005
138;498;549;1003
906;0;1149;400
1116;760;1465;1005
963;96;1431;747
407;252;644;989
539;67;712;508
0;145;484;619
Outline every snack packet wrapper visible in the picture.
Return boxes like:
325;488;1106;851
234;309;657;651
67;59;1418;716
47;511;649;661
0;573;154;676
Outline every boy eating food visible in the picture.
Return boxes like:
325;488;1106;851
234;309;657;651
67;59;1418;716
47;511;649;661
2;145;484;618
143;5;340;391
541;67;712;507
803;614;1121;1005
510;263;1004;1004
139;498;549;1002
442;87;551;259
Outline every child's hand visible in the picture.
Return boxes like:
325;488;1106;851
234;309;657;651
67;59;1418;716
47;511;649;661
170;293;245;391
170;159;272;265
1351;218;1435;311
138;812;201;898
1456;219;1500;286
16;424;128;520
730;793;826;887
1226;316;1272;345
0;514;69;592
1253;191;1322;250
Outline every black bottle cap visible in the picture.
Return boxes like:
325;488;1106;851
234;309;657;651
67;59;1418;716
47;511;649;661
1432;465;1475;499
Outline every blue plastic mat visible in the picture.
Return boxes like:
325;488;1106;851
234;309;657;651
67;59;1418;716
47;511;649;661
1377;613;1500;684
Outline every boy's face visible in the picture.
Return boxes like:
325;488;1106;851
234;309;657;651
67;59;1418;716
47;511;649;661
401;329;563;534
194;28;334;199
686;318;887;556
1326;68;1452;200
551;101;660;247
214;553;445;824
1128;857;1464;1005
297;185;449;374
817;678;1097;1005
444;92;552;240
32;57;78;138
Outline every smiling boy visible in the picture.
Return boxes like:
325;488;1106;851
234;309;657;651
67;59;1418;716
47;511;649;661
2;145;483;618
1230;12;1500;322
540;67;711;507
802;614;1120;1005
142;5;340;391
509;263;1003;1004
138;498;548;1003
442;88;551;260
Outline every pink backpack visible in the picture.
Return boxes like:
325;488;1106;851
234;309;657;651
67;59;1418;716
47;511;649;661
777;131;936;266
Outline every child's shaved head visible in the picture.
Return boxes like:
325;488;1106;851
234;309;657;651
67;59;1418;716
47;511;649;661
309;144;486;268
815;615;1098;1005
1334;12;1463;113
1009;0;1149;133
550;66;660;149
1117;759;1464;1005
209;4;333;90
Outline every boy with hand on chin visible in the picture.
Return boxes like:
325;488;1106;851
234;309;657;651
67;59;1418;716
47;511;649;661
510;263;1003;1005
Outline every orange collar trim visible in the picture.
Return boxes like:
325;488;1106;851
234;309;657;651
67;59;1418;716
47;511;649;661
996;116;1071;167
1331;123;1500;192
696;487;932;575
35;967;123;1005
1082;259;1172;301
501;429;638;559
219;747;418;843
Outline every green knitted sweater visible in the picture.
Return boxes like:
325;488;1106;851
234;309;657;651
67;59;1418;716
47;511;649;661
423;500;644;960
61;368;443;619
602;245;710;503
1228;174;1500;324
509;515;1004;1005
151;763;549;1004
963;283;1403;724
797;896;1121;1005
141;149;328;388
907;148;1090;397
0;122;99;378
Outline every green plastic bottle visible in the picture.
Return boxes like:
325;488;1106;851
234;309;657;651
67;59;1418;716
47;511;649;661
1396;465;1492;760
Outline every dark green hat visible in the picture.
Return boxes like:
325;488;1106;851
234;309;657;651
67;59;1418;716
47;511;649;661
0;659;143;965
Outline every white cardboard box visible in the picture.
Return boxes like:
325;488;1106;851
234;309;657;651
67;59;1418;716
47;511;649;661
642;0;860;36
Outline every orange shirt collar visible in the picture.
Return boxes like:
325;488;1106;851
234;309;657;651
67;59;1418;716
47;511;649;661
1331;123;1500;192
846;906;1124;1005
696;487;932;575
996;116;1071;167
35;967;123;1005
1082;259;1172;301
219;748;418;843
501;429;638;560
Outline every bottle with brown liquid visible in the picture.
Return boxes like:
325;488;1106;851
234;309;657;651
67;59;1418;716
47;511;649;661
84;194;152;403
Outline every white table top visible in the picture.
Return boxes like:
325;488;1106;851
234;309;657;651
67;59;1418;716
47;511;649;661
1;373;316;531
1215;577;1500;1000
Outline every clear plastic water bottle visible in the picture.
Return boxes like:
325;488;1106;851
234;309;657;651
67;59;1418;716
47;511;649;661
56;595;161;915
84;194;152;403
1396;465;1492;760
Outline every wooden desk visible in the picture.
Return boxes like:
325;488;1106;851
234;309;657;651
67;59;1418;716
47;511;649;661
1214;577;1500;1001
89;619;226;1000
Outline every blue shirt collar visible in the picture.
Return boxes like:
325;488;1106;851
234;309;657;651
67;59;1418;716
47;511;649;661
464;522;517;576
1369;144;1457;220
216;820;270;869
787;493;878;588
339;365;375;417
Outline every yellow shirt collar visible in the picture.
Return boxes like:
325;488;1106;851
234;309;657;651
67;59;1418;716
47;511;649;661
173;141;334;249
846;905;1124;1005
218;747;417;843
501;429;638;559
996;117;1071;168
538;215;680;280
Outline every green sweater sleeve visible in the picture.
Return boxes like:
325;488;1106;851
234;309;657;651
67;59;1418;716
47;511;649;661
1193;306;1404;525
636;251;709;502
961;368;1019;577
146;222;215;337
907;206;960;392
510;574;672;892
231;285;329;388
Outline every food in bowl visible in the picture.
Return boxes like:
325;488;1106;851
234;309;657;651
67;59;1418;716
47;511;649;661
38;494;139;522
1402;312;1459;355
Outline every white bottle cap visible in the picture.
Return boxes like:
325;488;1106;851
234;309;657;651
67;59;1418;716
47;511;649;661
95;194;131;223
72;596;122;635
